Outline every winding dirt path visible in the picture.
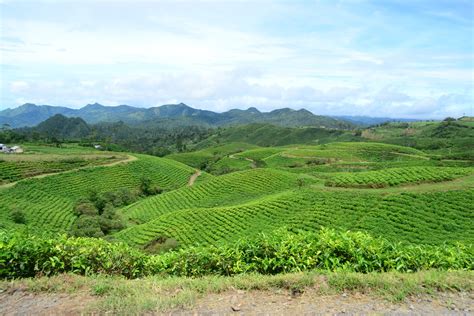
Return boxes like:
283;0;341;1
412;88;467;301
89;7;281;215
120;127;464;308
188;169;202;186
229;154;257;168
0;155;137;190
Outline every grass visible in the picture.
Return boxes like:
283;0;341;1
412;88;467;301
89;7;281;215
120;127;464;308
1;271;472;313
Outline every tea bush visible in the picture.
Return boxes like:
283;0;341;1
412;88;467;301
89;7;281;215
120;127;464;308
1;228;472;279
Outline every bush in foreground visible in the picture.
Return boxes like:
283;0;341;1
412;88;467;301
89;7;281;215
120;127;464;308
0;228;472;279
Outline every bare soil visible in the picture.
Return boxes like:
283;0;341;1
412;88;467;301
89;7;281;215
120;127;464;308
183;289;473;315
188;169;202;186
1;288;472;315
0;289;95;316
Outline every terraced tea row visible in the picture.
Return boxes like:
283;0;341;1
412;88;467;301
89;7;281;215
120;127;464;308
0;155;199;232
325;167;473;188
261;143;428;168
166;142;258;168
0;156;124;184
119;168;310;224
115;188;474;248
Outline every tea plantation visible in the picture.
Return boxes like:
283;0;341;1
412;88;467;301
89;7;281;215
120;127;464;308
1;139;473;278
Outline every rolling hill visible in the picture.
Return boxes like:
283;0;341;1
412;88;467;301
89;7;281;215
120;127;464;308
0;103;354;129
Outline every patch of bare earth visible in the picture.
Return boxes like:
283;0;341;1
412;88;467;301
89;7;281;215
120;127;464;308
1;287;472;315
177;289;473;315
0;289;96;316
188;170;202;186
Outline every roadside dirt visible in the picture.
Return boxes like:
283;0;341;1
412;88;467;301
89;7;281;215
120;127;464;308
0;154;137;190
0;289;95;316
181;290;473;315
188;169;202;186
1;288;471;315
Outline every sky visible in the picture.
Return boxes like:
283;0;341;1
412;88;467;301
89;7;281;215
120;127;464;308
0;0;473;118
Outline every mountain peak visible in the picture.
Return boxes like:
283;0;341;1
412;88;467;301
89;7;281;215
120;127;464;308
246;107;261;114
83;103;105;110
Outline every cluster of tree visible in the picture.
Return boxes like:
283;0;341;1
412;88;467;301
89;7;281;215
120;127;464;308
0;124;26;143
69;177;163;237
14;115;213;156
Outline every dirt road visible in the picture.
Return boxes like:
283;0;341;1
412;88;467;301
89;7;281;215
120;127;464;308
1;288;472;315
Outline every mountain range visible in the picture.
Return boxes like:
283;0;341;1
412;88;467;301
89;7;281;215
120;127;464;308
0;103;416;129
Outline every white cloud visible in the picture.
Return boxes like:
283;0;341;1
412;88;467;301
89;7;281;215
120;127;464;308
0;1;472;119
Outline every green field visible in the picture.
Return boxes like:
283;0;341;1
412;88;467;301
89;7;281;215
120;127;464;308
0;144;128;185
0;151;200;233
1;130;473;280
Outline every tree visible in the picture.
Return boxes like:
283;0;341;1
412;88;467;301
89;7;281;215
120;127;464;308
73;199;98;216
10;208;26;224
297;178;305;189
139;176;153;196
88;190;107;214
69;215;104;238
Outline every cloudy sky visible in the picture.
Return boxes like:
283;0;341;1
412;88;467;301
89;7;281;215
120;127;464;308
0;0;473;118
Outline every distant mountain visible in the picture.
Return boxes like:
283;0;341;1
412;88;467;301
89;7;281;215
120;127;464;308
35;114;91;139
0;103;77;127
0;103;354;129
332;115;419;126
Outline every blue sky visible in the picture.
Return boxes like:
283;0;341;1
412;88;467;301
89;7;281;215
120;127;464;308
0;0;473;118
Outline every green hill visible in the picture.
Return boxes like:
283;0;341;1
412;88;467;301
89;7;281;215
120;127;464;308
115;187;474;248
0;153;199;233
1;103;354;129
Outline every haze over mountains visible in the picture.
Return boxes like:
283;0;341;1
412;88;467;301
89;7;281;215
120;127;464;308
0;103;420;129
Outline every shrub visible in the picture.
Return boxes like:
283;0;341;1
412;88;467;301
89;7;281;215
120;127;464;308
143;237;179;254
73;199;98;216
69;215;104;238
1;229;473;279
10;208;26;224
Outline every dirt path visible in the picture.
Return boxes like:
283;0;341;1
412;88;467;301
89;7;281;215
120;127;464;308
188;289;472;315
188;169;202;186
0;291;95;316
1;289;471;315
229;154;257;168
0;155;137;190
390;151;430;160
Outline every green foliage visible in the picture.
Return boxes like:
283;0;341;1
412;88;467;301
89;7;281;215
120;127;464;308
70;192;128;237
116;188;474;248
149;229;474;276
0;154;197;233
73;199;98;216
69;215;104;238
1;229;472;279
139;176;163;196
118;168;311;225
10;208;26;224
0;156;121;185
143;237;179;254
0;232;147;278
325;167;472;188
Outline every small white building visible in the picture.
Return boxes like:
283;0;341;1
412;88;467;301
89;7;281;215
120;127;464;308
94;144;102;150
10;146;23;153
0;145;23;154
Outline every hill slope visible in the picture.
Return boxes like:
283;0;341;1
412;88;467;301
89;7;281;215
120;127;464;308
0;153;200;233
0;103;354;129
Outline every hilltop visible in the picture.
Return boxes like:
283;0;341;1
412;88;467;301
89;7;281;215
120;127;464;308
0;103;353;129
